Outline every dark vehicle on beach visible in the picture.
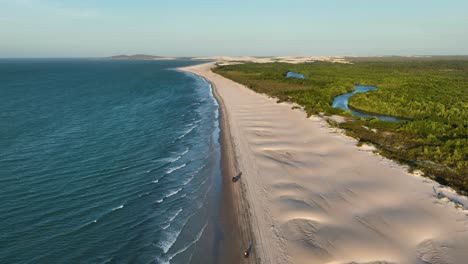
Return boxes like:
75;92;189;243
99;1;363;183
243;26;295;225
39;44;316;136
232;172;242;182
244;241;253;258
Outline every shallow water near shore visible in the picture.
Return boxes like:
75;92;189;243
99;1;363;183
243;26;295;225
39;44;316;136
0;59;222;263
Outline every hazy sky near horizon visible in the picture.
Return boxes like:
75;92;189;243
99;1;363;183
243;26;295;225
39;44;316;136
1;0;467;57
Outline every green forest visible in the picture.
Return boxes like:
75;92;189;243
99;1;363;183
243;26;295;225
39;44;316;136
213;57;468;194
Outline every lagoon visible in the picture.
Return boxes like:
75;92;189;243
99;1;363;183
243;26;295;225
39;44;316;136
332;85;402;122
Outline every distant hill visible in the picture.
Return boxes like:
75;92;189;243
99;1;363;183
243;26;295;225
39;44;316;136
105;54;176;60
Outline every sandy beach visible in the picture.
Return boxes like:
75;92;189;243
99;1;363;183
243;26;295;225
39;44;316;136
180;62;468;264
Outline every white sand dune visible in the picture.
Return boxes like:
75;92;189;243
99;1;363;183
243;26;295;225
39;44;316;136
181;62;468;264
192;56;350;64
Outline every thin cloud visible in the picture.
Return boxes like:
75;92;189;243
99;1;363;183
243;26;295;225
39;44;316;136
4;0;102;19
0;17;13;22
49;5;101;19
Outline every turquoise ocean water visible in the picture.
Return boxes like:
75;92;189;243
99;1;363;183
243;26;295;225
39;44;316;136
0;59;221;263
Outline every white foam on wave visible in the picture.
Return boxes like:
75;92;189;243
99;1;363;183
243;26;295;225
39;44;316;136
177;124;198;140
163;148;189;164
180;148;189;156
186;119;202;127
165;187;183;198
138;192;150;198
154;149;192;184
168;222;208;261
168;208;183;222
84;204;123;227
182;176;195;186
182;165;203;186
155;194;208;259
156;187;183;204
150;148;191;176
157;227;183;254
84;219;98;226
188;174;210;196
166;163;187;174
112;204;124;211
161;208;183;230
157;221;208;263
173;148;189;163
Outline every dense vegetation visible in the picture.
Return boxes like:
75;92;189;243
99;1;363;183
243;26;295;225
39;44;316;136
213;57;468;194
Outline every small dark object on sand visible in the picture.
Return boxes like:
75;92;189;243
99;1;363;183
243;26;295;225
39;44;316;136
244;241;253;258
232;172;242;182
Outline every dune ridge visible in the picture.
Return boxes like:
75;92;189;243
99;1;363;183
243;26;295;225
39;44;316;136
180;62;468;264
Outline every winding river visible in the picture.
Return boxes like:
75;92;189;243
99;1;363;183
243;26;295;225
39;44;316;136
332;85;403;122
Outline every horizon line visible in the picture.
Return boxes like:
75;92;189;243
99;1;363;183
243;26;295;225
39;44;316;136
1;54;468;59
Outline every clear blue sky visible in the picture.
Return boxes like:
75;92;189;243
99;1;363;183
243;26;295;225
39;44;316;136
1;0;467;57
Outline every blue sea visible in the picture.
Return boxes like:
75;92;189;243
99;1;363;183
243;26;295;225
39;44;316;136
0;59;222;263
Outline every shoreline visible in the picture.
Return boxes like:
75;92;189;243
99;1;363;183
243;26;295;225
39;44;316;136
179;67;259;263
181;62;468;264
209;75;259;264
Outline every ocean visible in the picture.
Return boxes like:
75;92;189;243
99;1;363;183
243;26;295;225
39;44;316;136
0;59;222;263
